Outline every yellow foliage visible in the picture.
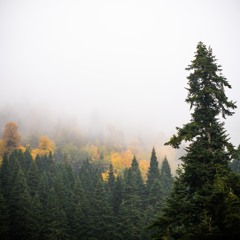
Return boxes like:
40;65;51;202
102;171;109;182
90;145;100;161
31;136;55;159
102;169;118;182
110;149;133;172
102;169;117;182
139;159;149;181
3;122;21;154
31;148;40;160
39;136;54;152
0;139;6;156
18;145;26;153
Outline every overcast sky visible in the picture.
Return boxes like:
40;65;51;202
1;0;240;145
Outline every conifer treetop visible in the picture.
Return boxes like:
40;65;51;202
166;42;236;148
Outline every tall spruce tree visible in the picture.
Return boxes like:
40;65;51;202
107;163;116;192
91;179;115;239
9;167;33;240
112;175;123;215
71;177;90;239
147;148;159;189
0;186;10;239
159;156;173;199
146;148;162;208
150;42;240;239
119;156;147;240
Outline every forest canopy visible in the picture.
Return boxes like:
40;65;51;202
0;42;240;240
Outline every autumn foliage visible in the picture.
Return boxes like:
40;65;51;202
2;122;20;154
31;136;55;159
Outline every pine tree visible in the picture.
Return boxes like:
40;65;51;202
150;42;240;239
146;148;162;207
159;156;173;199
112;175;123;214
119;156;147;240
0;186;10;240
8;167;33;240
90;178;115;239
107;163;116;192
129;156;145;196
27;160;40;197
106;163;117;214
44;188;70;240
147;148;160;189
0;153;11;199
79;159;101;200
21;149;33;173
28;193;45;239
71;177;90;239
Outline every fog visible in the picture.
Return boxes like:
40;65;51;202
1;0;240;149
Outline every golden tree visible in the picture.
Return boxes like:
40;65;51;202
31;136;55;159
2;122;21;154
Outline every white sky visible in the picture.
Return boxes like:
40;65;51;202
1;0;240;145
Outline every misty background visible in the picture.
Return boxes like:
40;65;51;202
1;0;240;160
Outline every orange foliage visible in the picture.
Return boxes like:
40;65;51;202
31;148;40;160
39;136;55;152
0;139;5;165
0;139;6;156
3;122;21;154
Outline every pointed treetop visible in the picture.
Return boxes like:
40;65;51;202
166;42;236;148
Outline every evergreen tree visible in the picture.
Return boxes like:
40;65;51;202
112;175;123;214
147;148;160;189
119;156;147;240
44;188;69;240
107;163;116;192
159;156;173;199
71;177;90;239
129;156;145;196
106;163;117;214
79;159;101;199
28;193;45;239
21;149;33;173
146;148;162;208
8;167;33;240
0;153;11;199
27;160;40;197
35;154;43;171
90;178;115;239
0;186;10;240
150;42;240;239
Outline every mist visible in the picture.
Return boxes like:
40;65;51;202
1;0;240;161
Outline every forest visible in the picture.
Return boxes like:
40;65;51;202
1;42;240;240
0;122;173;240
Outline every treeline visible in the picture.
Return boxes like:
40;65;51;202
0;121;176;181
0;148;173;240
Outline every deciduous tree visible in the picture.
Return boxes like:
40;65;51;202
2;122;20;154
